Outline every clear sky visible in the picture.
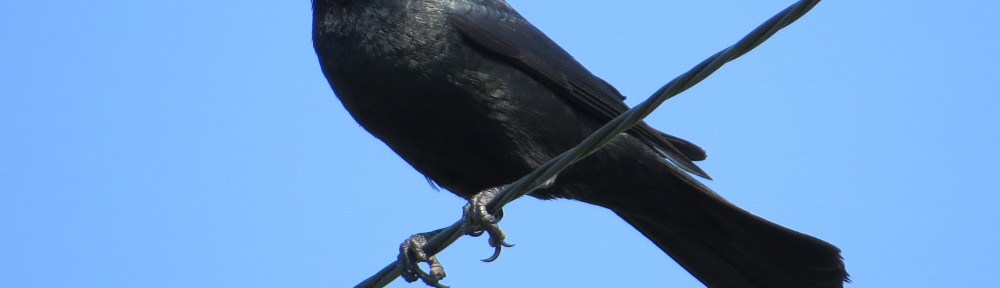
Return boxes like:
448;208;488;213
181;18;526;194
2;1;998;287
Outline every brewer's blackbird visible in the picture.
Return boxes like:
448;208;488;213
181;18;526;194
312;1;848;287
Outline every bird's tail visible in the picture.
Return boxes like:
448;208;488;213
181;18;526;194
613;184;848;288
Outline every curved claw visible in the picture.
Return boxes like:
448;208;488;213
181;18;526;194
496;239;516;248
481;240;515;262
482;246;503;262
480;226;516;262
464;187;517;263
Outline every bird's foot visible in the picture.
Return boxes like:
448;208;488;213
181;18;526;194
398;229;449;288
463;187;515;262
396;187;513;287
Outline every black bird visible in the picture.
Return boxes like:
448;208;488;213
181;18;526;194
312;1;848;287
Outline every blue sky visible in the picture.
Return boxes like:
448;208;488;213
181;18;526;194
2;1;998;287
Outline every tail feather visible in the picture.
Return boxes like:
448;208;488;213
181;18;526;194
614;186;847;288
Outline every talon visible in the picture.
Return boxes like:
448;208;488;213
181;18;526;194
496;238;515;248
463;187;515;262
483;246;502;262
480;223;515;262
398;231;449;288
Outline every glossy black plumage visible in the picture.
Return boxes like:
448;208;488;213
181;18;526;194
312;1;847;287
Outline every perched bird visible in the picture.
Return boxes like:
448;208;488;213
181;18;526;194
312;0;848;287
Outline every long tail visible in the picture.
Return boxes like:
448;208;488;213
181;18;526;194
614;184;848;288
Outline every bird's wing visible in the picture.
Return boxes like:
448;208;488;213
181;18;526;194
448;10;710;179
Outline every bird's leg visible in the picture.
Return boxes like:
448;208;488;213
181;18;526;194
463;186;515;262
398;228;448;288
396;186;515;288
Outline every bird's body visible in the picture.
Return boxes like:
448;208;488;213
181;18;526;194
313;1;847;287
313;0;584;198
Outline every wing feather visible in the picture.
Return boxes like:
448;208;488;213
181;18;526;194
449;11;710;178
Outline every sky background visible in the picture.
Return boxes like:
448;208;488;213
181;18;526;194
2;0;998;287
